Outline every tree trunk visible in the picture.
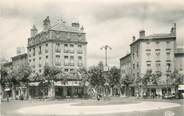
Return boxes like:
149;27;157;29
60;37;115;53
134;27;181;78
11;85;16;100
26;82;31;100
48;81;55;98
110;87;113;96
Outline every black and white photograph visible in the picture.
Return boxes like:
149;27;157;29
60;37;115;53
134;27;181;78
0;0;184;116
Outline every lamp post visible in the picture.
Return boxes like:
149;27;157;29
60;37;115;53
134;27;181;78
100;45;112;71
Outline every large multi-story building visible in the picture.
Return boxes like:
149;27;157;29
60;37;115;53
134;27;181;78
120;24;184;97
27;16;87;74
27;16;87;98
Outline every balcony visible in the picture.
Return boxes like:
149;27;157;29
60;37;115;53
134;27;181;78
70;63;75;66
77;50;83;54
69;50;74;54
64;49;69;53
55;49;61;53
64;63;69;66
55;62;61;66
45;49;48;53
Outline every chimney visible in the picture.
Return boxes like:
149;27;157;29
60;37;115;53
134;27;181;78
31;25;37;37
72;22;80;28
139;30;145;38
43;16;51;31
80;26;84;32
132;36;136;42
170;23;176;35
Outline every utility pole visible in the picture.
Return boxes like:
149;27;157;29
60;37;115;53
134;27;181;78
100;45;112;71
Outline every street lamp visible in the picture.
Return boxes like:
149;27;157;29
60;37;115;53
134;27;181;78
100;45;112;71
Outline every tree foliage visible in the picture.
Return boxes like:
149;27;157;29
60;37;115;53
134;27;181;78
43;65;62;81
108;66;121;88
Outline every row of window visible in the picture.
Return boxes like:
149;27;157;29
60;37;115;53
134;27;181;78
145;48;171;52
146;63;171;71
29;43;83;56
33;68;75;74
146;52;171;57
146;41;171;45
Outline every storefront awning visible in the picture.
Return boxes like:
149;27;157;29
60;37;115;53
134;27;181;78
54;81;80;86
178;85;184;90
29;82;39;86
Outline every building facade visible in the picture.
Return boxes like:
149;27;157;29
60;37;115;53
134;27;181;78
27;16;87;98
12;53;28;71
120;53;131;79
27;16;87;74
120;24;182;97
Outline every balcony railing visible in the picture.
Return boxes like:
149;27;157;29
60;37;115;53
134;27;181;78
69;50;74;53
64;49;69;53
77;50;83;54
64;63;69;66
55;62;61;66
55;49;61;53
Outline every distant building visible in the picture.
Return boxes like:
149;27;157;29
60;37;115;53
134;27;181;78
120;53;131;79
175;48;184;74
2;61;13;72
16;47;26;55
27;16;87;74
120;24;183;97
12;53;28;71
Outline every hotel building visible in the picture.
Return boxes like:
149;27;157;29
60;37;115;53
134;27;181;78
27;16;87;74
27;16;87;98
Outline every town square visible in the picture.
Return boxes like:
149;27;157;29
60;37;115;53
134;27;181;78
0;0;184;116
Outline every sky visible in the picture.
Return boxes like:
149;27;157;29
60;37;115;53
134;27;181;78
0;0;184;67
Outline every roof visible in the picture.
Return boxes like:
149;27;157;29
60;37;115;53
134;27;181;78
130;33;176;46
145;33;176;39
12;53;27;61
120;53;131;61
50;22;83;33
175;48;184;56
3;62;12;67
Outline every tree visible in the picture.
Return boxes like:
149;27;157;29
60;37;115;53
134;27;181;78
43;65;62;98
0;66;9;89
142;70;152;97
108;66;121;96
170;70;184;97
77;68;90;97
121;74;133;96
150;71;162;85
17;65;32;99
0;66;20;100
88;65;105;95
